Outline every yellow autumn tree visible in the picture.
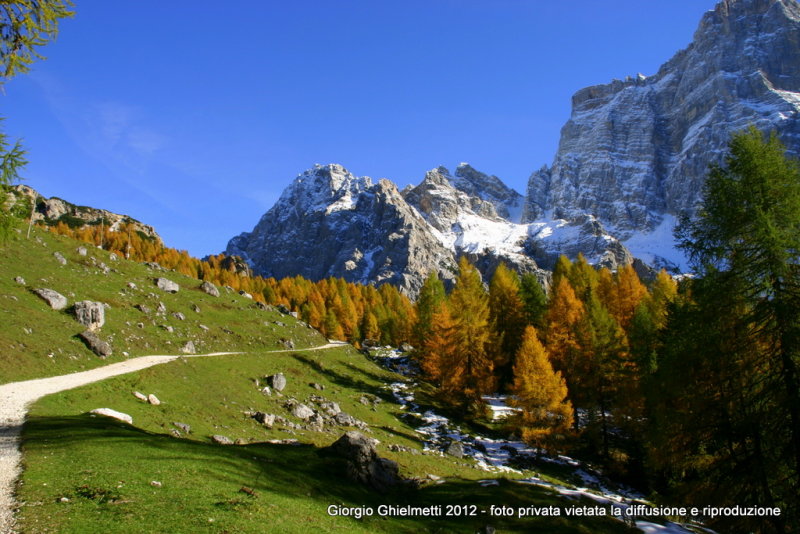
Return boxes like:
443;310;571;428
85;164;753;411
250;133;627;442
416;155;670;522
420;302;458;385
488;263;526;389
510;326;573;453
445;257;495;411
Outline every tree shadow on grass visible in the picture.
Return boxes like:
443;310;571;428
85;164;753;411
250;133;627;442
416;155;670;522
19;415;632;534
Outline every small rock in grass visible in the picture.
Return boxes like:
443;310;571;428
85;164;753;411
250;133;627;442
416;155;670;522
180;340;196;354
77;246;87;256
199;281;220;297
269;373;287;392
157;301;167;314
53;252;67;265
73;300;106;330
446;441;464;458
198;324;209;331
33;288;67;310
150;481;162;488
173;422;191;433
127;282;137;289
239;290;253;299
14;276;25;285
173;312;185;321
192;304;200;313
310;382;324;391
291;403;315;420
79;330;112;358
211;435;233;445
155;277;179;293
161;325;174;333
133;391;148;402
147;394;161;406
90;408;132;424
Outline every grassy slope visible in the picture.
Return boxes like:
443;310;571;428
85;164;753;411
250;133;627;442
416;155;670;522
3;228;635;533
0;228;322;382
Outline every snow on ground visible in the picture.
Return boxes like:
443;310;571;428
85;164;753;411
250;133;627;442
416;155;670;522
482;395;521;419
372;347;711;534
621;214;688;272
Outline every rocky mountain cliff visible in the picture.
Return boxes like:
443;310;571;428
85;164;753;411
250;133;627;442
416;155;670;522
8;185;161;242
523;0;800;268
227;164;627;297
227;0;799;293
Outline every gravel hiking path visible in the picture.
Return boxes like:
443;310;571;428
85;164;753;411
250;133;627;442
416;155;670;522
0;342;348;533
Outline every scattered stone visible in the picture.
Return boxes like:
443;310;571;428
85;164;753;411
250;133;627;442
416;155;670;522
289;311;299;319
446;441;464;458
73;300;106;330
156;302;167;314
173;422;191;433
78;330;113;358
319;401;341;417
211;435;233;445
291;403;315;420
192;304;200;313
276;304;290;315
98;262;110;274
108;253;118;262
260;386;272;396
310;382;324;391
33;288;67;310
150;481;162;488
426;474;442;481
147;394;161;406
307;412;325;431
77;246;88;256
161;325;174;333
199;324;209;331
273;321;286;327
133;391;148;402
327;431;400;492
144;261;163;271
269;373;287;392
170;429;181;438
137;322;144;329
239;290;253;299
280;338;295;350
180;340;196;354
388;444;414;453
59;497;70;503
135;304;150;314
334;412;367;429
127;282;137;289
234;438;248;445
253;412;276;428
399;343;414;352
199;281;220;297
90;408;132;424
13;276;25;285
155;277;179;293
255;301;267;310
173;312;185;321
53;252;67;265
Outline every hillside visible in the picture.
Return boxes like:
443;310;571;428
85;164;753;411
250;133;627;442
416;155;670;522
1;227;654;533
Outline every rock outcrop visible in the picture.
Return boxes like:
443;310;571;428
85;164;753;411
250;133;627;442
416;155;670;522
522;0;800;269
9;185;161;242
327;431;400;492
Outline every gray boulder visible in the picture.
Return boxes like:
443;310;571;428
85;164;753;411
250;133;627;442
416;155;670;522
269;373;287;392
33;288;67;310
155;277;179;293
14;276;25;285
211;435;233;445
173;422;191;433
53;251;67;265
252;412;276;428
199;281;220;297
446;441;464;458
77;246;88;256
328;431;400;492
180;341;196;354
73;300;105;330
78;330;113;358
90;408;132;425
291;403;315;420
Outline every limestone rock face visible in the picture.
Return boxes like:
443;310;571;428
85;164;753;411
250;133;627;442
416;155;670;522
227;164;457;297
33;288;67;310
522;0;800;268
73;300;106;330
9;185;161;242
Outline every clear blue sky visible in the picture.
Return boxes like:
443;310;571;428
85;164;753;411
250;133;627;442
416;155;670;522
3;0;716;257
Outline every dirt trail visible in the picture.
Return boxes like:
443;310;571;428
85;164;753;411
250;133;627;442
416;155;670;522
0;342;347;533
